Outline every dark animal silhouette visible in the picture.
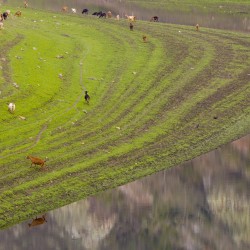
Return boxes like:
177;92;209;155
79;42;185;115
28;215;47;227
95;11;103;16
130;22;133;31
82;8;88;14
150;16;159;22
85;91;90;104
99;12;106;18
2;12;9;20
143;35;147;42
92;12;98;15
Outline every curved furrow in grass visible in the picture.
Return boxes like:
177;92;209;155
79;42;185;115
28;28;217;157
0;19;241;168
0;20;129;154
28;28;249;173
0;28;229;187
0;35;24;102
0;24;210;186
28;26;203;153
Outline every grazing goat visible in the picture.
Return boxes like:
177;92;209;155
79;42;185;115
129;22;134;31
24;1;28;8
82;8;88;14
125;15;136;22
27;155;46;169
2;11;10;20
84;91;90;104
28;215;47;227
150;16;159;22
143;35;147;42
196;24;199;31
14;11;22;17
8;103;15;113
99;12;106;18
62;6;68;12
107;11;112;18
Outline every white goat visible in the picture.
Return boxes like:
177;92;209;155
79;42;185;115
125;15;136;22
8;103;15;113
71;8;77;14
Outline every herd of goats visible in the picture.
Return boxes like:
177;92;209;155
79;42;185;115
61;5;159;22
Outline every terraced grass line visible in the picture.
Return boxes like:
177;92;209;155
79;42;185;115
0;7;249;228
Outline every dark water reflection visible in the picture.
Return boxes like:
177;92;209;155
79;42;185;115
7;0;250;32
0;135;249;249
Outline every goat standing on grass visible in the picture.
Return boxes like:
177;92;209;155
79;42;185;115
27;155;46;169
14;11;22;17
85;91;90;104
8;103;15;113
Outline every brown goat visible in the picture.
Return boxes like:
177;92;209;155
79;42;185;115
143;35;147;42
27;155;46;169
196;24;199;31
28;215;47;227
14;11;22;17
62;6;68;12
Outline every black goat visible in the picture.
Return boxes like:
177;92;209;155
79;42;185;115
150;16;159;22
84;91;90;104
2;12;9;20
99;12;106;18
82;8;88;14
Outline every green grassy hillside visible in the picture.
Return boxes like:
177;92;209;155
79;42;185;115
0;6;249;229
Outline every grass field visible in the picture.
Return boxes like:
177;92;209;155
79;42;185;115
0;6;249;229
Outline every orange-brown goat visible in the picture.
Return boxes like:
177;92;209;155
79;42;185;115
14;11;22;17
27;155;46;168
28;215;47;227
62;6;68;12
